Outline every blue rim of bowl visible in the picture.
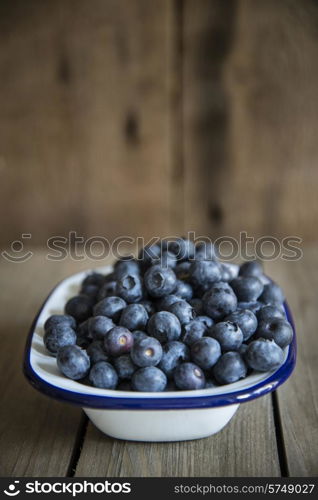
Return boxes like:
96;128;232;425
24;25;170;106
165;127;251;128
23;278;297;410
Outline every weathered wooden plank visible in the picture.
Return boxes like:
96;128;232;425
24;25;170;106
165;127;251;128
183;0;318;241
76;395;280;477
182;0;238;238
266;248;318;476
0;254;95;476
0;0;173;246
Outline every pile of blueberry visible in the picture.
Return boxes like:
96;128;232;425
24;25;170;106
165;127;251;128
43;239;293;392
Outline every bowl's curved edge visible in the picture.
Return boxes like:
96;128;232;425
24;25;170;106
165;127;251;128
23;272;297;410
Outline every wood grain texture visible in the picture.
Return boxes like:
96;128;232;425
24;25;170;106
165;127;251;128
183;0;318;241
76;395;280;477
183;0;238;237
265;248;318;477
0;0;174;245
0;253;103;476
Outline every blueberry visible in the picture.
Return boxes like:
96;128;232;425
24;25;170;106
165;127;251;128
147;311;181;343
256;305;285;323
119;303;149;331
44;324;77;354
182;319;207;346
88;315;115;341
139;299;156;316
65;294;94;323
191;337;221;369
239;260;263;278
113;354;137;379
237;301;262;314
86;340;109;364
220;263;239;282
167;300;194;325
189;298;203;315
256;318;293;348
196;315;214;329
157;294;180;311
130;336;163;367
208;321;243;351
97;281;117;301
82;272;105;288
93;296;126;321
144;265;177;298
132;330;148;342
246;339;284;371
230;277;264;302
174;280;193;301
203;282;237;320
213;352;247;384
116;274;143;303
132;366;167;392
57;345;90;380
225;309;258;341
175;261;191;281
88;361;118;389
189;260;222;292
104;326;134;357
158;341;190;378
138;244;161;269
195;241;218;261
80;284;99;299
160;251;177;269
114;259;140;279
166;238;195;261
174;362;206;390
44;314;76;331
260;282;285;305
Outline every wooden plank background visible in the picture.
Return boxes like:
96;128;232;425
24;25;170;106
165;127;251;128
1;0;318;246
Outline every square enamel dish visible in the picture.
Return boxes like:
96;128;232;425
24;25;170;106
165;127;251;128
23;266;296;442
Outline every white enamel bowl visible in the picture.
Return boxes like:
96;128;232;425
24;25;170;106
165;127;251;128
24;266;296;442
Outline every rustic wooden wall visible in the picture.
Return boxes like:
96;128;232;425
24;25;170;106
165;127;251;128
0;0;318;246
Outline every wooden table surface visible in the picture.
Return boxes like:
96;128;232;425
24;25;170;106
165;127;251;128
0;248;317;477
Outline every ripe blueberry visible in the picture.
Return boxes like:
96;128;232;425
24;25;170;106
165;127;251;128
119;303;149;331
57;345;90;380
130;336;163;367
209;321;243;351
230;277;264;302
89;361;118;389
93;296;127;321
116;274;143;303
191;337;221;369
147;311;181;343
104;326;134;357
132;366;167;392
144;265;177;298
203;282;237;320
246;339;284;372
213;352;247;384
174;362;206;390
44;324;77;355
